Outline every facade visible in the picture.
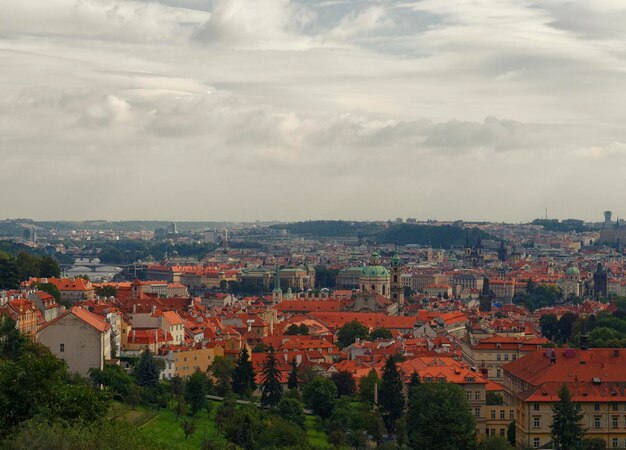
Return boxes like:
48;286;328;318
402;272;449;293
503;348;626;449
38;307;112;376
160;343;225;379
336;266;365;289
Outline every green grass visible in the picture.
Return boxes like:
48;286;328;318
305;415;331;449
140;402;227;450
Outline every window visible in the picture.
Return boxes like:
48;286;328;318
497;369;502;378
595;403;601;411
475;408;480;418
594;416;601;429
475;391;481;401
467;391;472;400
613;403;619;411
60;343;64;352
491;410;496;419
510;410;515;420
500;428;505;437
533;438;540;448
500;410;505;420
497;354;502;361
613;416;619;428
512;354;517;361
533;417;540;429
613;438;619;448
533;403;540;411
504;353;509;361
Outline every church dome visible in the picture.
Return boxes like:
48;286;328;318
362;265;390;278
566;266;580;276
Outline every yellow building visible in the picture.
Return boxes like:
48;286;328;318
503;348;626;449
165;343;225;378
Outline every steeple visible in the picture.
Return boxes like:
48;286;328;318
272;264;283;304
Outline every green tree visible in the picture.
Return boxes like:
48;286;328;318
257;416;308;448
231;347;256;398
181;419;196;440
209;356;234;396
369;327;392;340
95;285;117;298
507;420;516;446
39;255;61;278
0;316;27;360
551;384;584;450
358;368;379;404
578;438;609;450
540;314;559;341
134;348;160;388
378;357;405;433
479;436;514;450
15;252;41;280
185;369;209;416
36;282;62;306
331;370;356;397
303;376;337;419
287;357;299;390
408;371;421;399
337;320;369;348
0;252;19;289
277;397;306;429
260;346;282;407
407;382;476;450
486;391;504;405
88;364;133;400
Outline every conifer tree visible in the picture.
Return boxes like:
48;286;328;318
551;384;584;450
134;348;160;388
378;357;405;433
260;345;282;407
231;347;256;397
287;357;299;390
408;371;421;399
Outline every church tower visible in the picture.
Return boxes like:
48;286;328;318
272;265;283;304
390;252;404;314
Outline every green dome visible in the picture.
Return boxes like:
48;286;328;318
391;253;401;266
566;266;580;276
361;265;390;277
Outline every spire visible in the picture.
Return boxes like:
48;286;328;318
274;264;281;291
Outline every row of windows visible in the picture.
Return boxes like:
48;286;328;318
490;410;515;420
537;438;626;449
467;391;482;401
495;353;517;362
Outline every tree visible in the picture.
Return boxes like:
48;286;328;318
369;327;392;340
507;421;516;446
407;382;476;450
578;438;609;450
260;346;282;407
0;252;19;289
88;365;133;400
378;357;405;433
0;316;27;360
257;416;308;448
331;370;356;397
408;371;421;399
287;357;299;390
209;356;234;396
551;384;584;450
303;376;337;418
15;252;41;280
39;255;60;278
337;320;369;348
36;283;62;306
557;312;578;343
185;370;209;416
231;347;256;398
95;285;117;298
277;397;306;429
540;314;559;341
486;391;504;405
181;419;196;440
358;368;379;404
479;436;514;450
134;348;160;388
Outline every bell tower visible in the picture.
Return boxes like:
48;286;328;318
390;252;404;315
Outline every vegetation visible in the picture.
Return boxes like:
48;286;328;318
337;320;370;348
513;280;563;311
532;218;589;233
260;346;282;407
271;220;383;238
231;347;256;398
303;377;337;419
378;357;405;433
407;382;476;450
551;385;584;450
377;224;495;248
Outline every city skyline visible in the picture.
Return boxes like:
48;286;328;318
2;1;626;221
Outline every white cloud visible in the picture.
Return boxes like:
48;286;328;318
1;0;626;221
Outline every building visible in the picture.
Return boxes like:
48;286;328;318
359;252;390;298
160;343;225;379
402;272;449;293
38;307;112;376
593;262;608;299
503;347;626;449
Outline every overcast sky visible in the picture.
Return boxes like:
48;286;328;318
1;0;626;223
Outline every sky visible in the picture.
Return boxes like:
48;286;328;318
1;0;626;223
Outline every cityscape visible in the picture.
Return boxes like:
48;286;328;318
2;214;626;449
3;1;626;450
